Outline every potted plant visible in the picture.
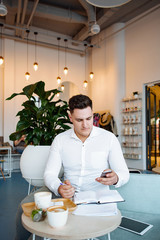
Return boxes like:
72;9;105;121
6;81;71;188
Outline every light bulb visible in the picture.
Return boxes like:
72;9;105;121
33;62;38;71
64;67;68;75
57;76;61;85
0;56;4;65
61;84;64;91
56;93;60;97
25;72;30;80
89;71;94;79
83;80;88;88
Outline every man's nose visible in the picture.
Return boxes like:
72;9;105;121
82;120;87;127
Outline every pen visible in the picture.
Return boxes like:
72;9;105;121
60;182;66;186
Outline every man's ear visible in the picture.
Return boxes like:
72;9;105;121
69;113;73;123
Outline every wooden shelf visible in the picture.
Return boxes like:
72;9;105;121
122;97;142;102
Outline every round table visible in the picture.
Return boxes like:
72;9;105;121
22;210;121;240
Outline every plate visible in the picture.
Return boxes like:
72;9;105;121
51;198;77;212
22;198;77;217
22;202;36;217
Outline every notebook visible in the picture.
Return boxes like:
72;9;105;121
74;189;124;205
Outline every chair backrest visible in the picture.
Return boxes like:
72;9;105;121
20;145;64;189
112;173;160;214
20;145;50;188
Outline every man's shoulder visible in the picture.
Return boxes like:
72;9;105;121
55;129;73;139
93;126;115;137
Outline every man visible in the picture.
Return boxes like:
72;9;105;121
44;94;129;199
16;94;129;240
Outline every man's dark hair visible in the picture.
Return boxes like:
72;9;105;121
69;94;92;113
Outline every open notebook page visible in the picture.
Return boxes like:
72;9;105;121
74;189;124;204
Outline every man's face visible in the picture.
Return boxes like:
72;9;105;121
69;106;93;142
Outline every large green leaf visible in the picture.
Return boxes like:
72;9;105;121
23;82;40;98
6;92;25;100
7;80;71;145
32;81;46;99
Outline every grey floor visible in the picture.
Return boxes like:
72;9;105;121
0;172;29;240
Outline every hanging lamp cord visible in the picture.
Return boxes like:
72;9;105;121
57;37;61;75
0;24;3;56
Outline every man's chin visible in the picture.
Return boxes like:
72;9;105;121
81;129;91;136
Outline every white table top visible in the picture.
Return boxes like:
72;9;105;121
22;210;121;240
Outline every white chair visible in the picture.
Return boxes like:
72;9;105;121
20;145;50;195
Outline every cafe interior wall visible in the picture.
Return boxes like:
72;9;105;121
89;23;126;143
0;36;87;144
125;6;160;96
125;6;160;169
89;6;160;170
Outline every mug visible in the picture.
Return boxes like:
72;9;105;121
47;206;68;228
34;192;52;210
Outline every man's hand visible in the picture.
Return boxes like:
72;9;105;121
58;179;75;198
95;169;119;185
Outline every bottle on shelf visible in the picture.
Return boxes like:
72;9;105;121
121;93;142;161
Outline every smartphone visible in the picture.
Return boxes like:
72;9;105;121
119;216;153;235
100;170;112;178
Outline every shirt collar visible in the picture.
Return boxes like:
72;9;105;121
89;126;100;138
70;126;99;141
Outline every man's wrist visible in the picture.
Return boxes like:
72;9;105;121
113;175;119;185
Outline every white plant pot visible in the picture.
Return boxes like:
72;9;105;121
20;145;50;187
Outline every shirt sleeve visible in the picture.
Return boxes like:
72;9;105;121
44;136;62;196
108;134;130;187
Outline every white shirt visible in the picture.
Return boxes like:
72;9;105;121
44;126;129;196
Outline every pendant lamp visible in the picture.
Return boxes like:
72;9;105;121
0;23;4;65
64;39;68;75
61;84;65;92
25;30;30;80
57;37;61;85
83;43;88;89
89;45;94;80
33;32;38;71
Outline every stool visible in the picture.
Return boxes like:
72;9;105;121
0;159;6;180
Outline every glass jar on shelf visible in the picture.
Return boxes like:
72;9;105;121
121;94;142;161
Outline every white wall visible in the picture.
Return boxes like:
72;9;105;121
125;7;160;169
90;23;126;133
0;37;86;143
125;7;160;95
89;6;160;170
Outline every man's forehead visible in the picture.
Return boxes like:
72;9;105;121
71;107;93;117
